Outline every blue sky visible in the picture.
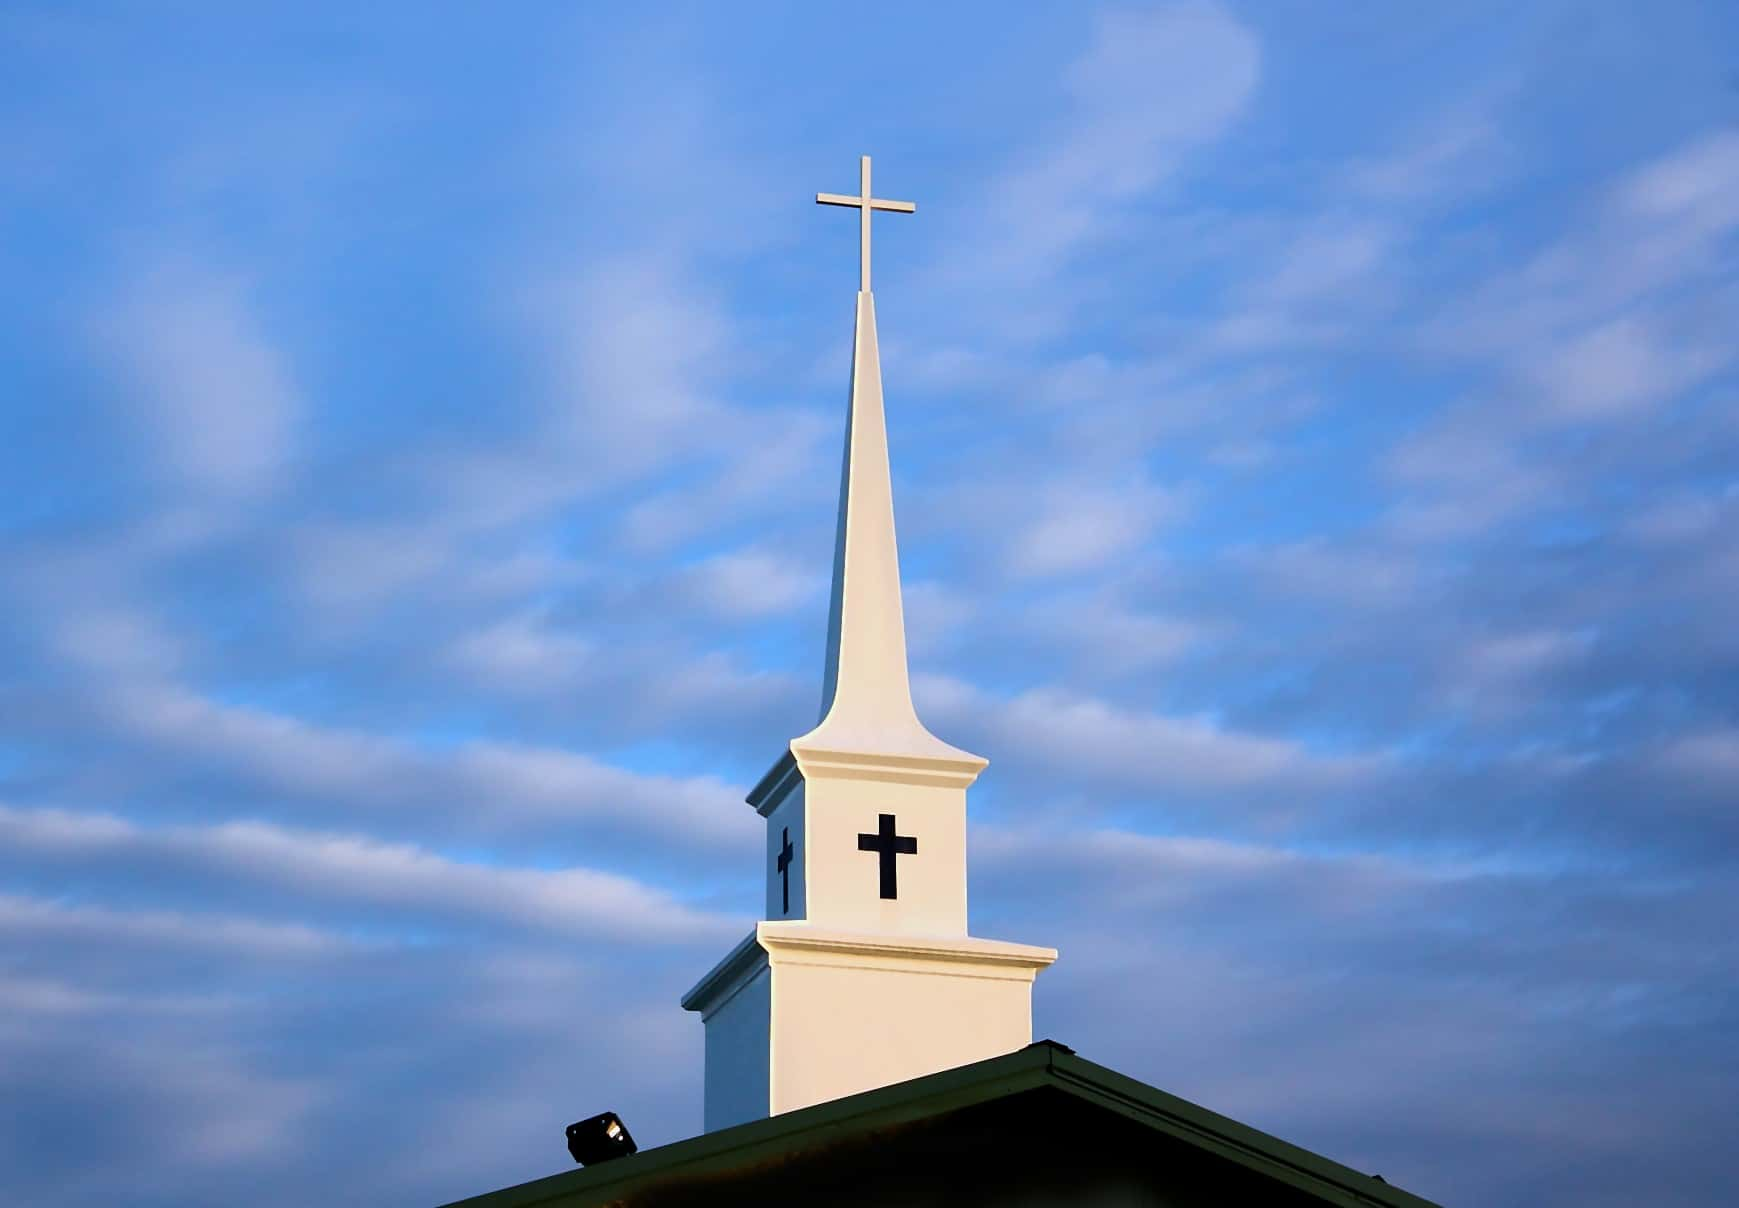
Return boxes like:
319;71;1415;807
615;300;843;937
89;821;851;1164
3;2;1737;1204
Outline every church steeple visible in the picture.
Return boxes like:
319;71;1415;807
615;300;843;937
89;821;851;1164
682;157;1054;1133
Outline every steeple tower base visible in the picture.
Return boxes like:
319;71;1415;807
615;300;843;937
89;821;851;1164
682;922;1055;1132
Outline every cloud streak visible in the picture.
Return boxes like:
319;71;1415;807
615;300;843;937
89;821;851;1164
0;803;739;946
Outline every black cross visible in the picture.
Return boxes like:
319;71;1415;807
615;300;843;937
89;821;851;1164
775;827;794;915
857;813;917;900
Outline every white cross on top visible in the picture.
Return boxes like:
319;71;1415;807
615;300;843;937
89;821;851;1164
816;155;915;293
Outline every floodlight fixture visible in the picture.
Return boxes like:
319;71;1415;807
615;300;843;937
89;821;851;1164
566;1110;637;1166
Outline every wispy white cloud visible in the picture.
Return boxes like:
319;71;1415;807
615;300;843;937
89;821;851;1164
1017;592;1205;672
50;606;187;678
618;414;833;552
676;548;823;619
445;610;596;692
0;803;739;945
1230;537;1429;609
918;675;1387;799
934;472;1186;581
84;675;753;849
1426;129;1739;416
1655;728;1739;782
1622;490;1735;546
1439;628;1598;720
1383;128;1739;542
1617;129;1739;246
930;2;1260;316
285;521;458;615
1529;314;1723;420
97;258;300;503
536;254;735;479
1343;111;1510;204
1254;220;1396;306
0;892;353;959
1007;477;1185;578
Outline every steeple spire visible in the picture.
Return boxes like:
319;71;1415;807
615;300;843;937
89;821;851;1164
800;159;981;770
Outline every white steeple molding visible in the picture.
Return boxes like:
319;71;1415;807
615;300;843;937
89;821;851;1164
683;158;1055;1134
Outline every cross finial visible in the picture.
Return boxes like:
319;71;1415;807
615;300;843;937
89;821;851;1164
816;155;915;293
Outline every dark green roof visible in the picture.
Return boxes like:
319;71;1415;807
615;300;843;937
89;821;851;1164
438;1041;1439;1208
